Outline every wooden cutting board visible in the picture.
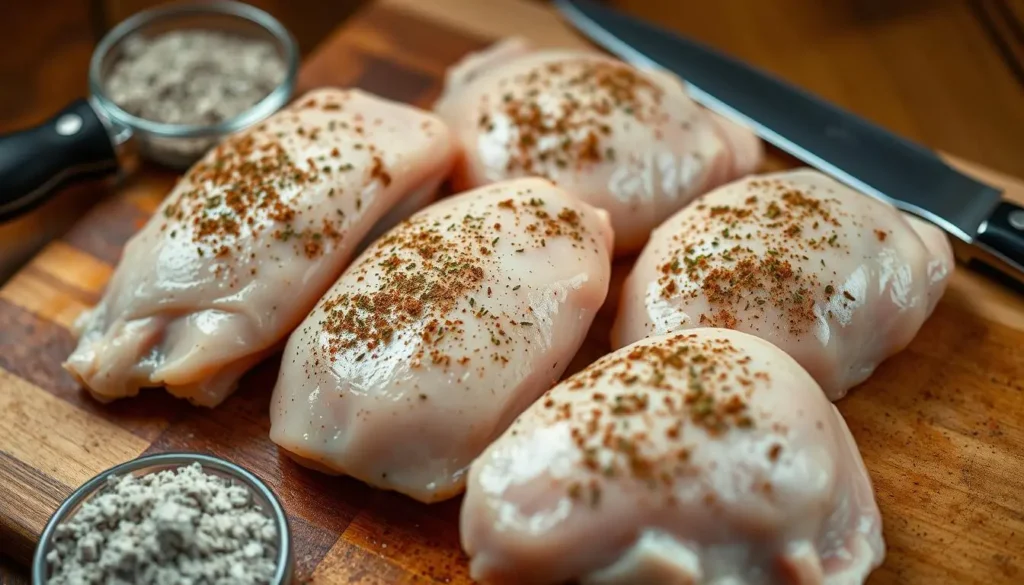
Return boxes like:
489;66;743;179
1;0;1022;582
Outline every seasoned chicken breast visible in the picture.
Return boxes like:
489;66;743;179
463;329;885;585
64;88;456;406
612;169;954;400
434;37;762;254
270;177;614;503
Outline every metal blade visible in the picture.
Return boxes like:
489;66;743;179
555;0;1002;243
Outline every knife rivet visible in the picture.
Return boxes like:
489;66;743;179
55;114;83;137
1009;210;1024;231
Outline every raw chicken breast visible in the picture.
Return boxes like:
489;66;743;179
434;37;763;254
63;88;456;407
270;177;614;503
612;169;954;400
463;329;885;585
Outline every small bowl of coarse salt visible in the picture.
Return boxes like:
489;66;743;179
32;452;294;585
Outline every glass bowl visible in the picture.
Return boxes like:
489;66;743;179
32;452;294;585
88;0;300;169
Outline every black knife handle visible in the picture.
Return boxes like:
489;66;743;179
0;98;119;223
976;201;1024;276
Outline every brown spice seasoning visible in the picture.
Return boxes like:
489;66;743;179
545;333;769;505
159;99;395;268
656;182;847;335
316;191;593;368
483;58;665;177
319;217;485;357
369;155;392;187
166;133;331;260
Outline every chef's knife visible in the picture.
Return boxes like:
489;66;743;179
555;0;1024;285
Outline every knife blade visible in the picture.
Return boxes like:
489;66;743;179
555;0;1024;285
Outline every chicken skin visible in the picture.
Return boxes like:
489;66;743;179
434;37;763;254
612;169;954;400
64;88;456;407
462;329;885;585
270;177;614;503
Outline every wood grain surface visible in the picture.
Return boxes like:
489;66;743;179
0;557;28;585
1;0;1023;583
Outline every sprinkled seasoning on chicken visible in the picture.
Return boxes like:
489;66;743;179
613;169;954;400
462;328;885;585
64;88;457;407
270;177;614;503
434;37;763;255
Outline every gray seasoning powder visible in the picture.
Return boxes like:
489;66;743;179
46;463;279;585
105;30;287;126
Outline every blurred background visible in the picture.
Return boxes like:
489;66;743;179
0;0;1021;282
3;0;1021;176
0;0;1020;289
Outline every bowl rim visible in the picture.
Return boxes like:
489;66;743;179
88;0;300;139
31;451;294;585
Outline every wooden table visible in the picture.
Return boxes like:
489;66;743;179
1;0;1022;583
